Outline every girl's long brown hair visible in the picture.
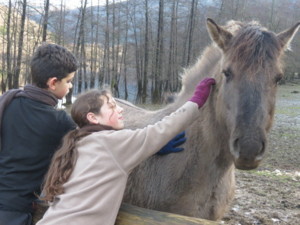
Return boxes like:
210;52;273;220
41;89;111;202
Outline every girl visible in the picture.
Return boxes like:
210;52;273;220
37;77;215;225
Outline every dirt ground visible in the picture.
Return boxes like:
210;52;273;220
221;82;300;225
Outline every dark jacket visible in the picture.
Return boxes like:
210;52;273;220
0;96;76;213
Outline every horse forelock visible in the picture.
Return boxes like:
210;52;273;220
226;24;282;78
224;20;244;34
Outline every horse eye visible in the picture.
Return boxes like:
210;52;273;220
222;69;232;80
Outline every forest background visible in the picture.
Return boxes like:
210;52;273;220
0;0;300;104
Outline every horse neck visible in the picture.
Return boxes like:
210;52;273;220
172;44;228;150
175;45;222;105
185;104;234;184
174;45;233;171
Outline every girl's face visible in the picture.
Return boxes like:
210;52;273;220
95;95;124;130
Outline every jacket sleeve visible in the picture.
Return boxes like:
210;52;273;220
106;101;200;173
57;110;77;133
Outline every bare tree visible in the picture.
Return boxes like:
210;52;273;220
120;0;130;100
217;0;225;21
93;0;102;89
12;1;19;87
89;0;95;89
66;0;87;103
80;0;88;92
42;0;50;42
182;0;198;67
13;0;27;88
57;0;66;45
4;0;12;92
103;0;111;84
130;1;143;103
76;0;88;92
1;33;6;93
166;0;180;93
111;0;117;95
114;2;123;98
152;0;164;103
141;0;149;103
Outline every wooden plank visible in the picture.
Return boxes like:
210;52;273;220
116;203;218;225
33;202;218;225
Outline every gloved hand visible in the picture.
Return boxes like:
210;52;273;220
156;131;186;155
189;77;216;108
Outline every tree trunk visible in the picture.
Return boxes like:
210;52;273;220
269;0;276;30
79;0;88;92
13;0;27;88
166;0;179;93
182;0;197;67
1;23;6;93
57;0;66;45
186;0;198;66
103;0;111;85
111;0;117;95
121;0;129;100
132;3;142;103
89;0;95;89
114;6;122;98
4;0;12;92
42;0;49;42
110;0;121;97
217;0;225;21
11;2;18;89
152;0;164;104
94;0;101;89
142;0;149;103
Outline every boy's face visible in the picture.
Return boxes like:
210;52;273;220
96;95;124;130
48;72;75;99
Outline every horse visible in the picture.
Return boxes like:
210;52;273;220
117;18;300;221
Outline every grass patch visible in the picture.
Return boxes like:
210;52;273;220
245;170;298;183
275;106;300;116
280;131;300;138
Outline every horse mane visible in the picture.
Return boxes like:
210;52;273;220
226;21;282;76
178;43;222;101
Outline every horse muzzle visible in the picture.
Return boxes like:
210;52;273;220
230;134;266;170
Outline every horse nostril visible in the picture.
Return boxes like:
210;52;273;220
232;137;266;159
233;138;239;149
231;138;240;159
258;141;265;156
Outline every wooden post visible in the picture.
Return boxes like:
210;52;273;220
116;203;219;225
33;202;218;225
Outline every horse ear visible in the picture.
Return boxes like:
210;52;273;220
206;18;233;51
276;22;300;51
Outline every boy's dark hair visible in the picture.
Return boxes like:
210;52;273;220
30;43;78;88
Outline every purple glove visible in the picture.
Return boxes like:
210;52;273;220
189;78;216;108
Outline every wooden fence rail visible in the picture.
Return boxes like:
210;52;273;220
33;202;218;225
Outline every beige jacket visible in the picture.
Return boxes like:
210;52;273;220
37;102;199;225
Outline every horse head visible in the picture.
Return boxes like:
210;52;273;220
207;19;300;170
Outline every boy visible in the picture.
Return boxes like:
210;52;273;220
0;43;78;225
